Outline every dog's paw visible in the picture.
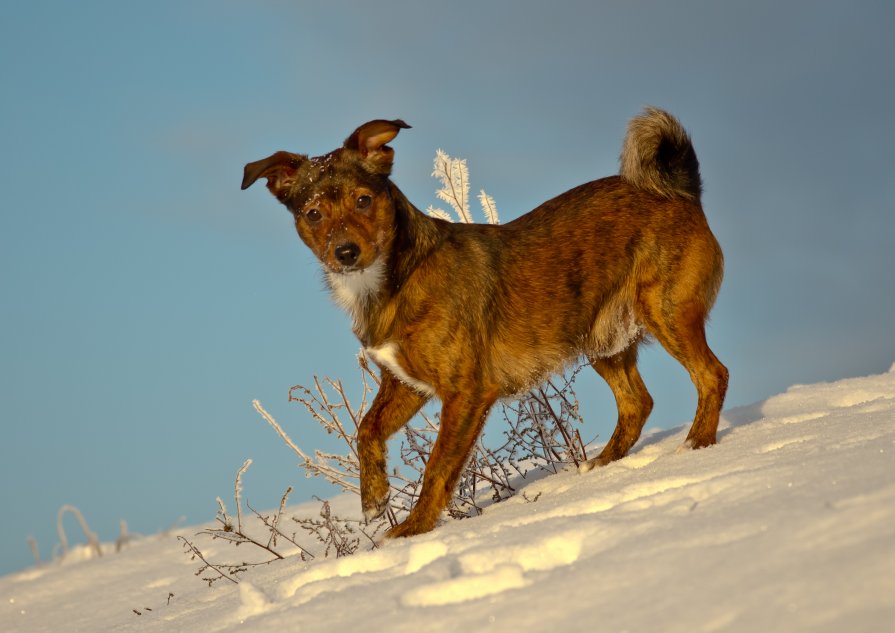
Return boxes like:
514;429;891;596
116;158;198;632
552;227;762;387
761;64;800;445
677;436;717;453
362;493;390;522
578;454;612;473
383;512;438;540
578;458;598;474
383;521;417;540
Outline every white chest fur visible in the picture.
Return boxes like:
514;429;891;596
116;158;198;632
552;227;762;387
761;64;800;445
326;258;387;314
365;342;436;397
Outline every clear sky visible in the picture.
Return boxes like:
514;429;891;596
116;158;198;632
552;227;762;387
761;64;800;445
2;1;893;575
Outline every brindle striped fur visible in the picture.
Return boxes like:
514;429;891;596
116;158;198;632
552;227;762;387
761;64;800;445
242;109;728;538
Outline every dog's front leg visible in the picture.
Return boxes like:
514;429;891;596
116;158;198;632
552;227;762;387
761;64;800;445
386;391;496;538
358;372;429;521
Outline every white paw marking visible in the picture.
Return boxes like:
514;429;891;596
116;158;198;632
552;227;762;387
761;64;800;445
577;459;598;474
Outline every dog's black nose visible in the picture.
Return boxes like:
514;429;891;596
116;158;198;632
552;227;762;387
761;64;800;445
334;242;361;267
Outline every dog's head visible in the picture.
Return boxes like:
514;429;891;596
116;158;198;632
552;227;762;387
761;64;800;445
241;119;410;275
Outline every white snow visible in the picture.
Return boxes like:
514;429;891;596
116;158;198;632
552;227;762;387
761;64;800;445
2;367;894;632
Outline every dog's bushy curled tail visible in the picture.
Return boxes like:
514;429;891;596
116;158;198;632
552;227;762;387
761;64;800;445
619;107;702;202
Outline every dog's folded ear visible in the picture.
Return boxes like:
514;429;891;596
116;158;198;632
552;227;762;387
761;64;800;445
344;119;411;175
241;151;306;199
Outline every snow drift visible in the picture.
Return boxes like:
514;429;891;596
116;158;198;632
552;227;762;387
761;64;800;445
2;366;894;632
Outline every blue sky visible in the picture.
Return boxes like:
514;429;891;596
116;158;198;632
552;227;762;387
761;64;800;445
1;1;893;575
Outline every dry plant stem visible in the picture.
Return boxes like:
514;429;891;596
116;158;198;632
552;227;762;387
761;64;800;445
293;499;362;558
253;399;308;462
27;536;40;564
56;504;102;559
235;458;252;533
312;376;356;452
177;536;238;585
215;497;229;527
465;444;507;494
575;428;589;461
255;398;361;494
115;520;131;553
432;150;472;223
266;486;293;549
531;407;566;471
246;499;316;560
537;377;589;464
205;522;285;561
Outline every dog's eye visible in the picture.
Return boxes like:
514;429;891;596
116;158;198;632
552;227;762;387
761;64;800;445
306;208;322;223
356;195;372;210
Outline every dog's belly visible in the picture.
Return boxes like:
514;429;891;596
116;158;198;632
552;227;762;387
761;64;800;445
588;304;643;358
366;303;642;399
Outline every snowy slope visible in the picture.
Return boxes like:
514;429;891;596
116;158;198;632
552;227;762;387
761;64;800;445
2;367;894;632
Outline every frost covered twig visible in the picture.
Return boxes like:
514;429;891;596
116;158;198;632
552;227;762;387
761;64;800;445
293;499;363;558
430;149;472;222
181;464;305;584
235;458;251;533
478;190;499;224
266;486;292;549
246;497;316;561
428;150;499;224
56;504;102;560
177;536;239;586
252;399;311;466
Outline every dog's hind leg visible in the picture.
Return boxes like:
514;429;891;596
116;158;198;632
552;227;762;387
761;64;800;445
385;390;497;538
358;372;429;521
640;294;728;450
669;320;728;449
579;343;654;472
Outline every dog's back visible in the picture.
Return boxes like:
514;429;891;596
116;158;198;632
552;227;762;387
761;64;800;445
392;111;720;396
397;189;718;392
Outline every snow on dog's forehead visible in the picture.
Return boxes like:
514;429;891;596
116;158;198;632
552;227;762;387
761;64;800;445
290;151;386;206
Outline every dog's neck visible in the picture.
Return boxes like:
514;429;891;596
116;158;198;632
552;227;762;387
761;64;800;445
326;183;442;345
386;183;442;284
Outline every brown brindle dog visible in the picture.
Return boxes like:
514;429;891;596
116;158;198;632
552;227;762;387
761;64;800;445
241;108;728;538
